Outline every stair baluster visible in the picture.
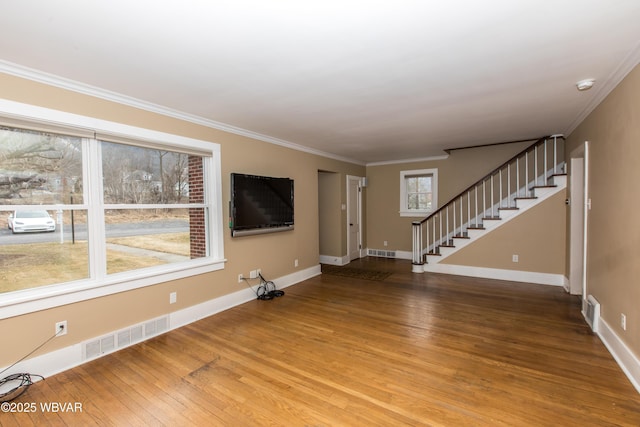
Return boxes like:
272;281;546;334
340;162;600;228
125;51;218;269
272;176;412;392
412;135;566;273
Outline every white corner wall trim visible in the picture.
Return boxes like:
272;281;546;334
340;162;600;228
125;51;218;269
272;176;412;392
596;317;640;394
0;264;321;381
422;263;565;286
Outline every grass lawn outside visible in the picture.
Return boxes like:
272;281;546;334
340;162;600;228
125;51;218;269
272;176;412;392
0;232;189;294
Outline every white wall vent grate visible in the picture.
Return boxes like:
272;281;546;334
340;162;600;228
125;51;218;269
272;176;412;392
585;295;600;333
368;249;396;258
82;315;170;361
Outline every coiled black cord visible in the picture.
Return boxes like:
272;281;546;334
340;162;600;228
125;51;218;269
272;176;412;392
0;373;44;402
0;329;62;402
242;272;285;300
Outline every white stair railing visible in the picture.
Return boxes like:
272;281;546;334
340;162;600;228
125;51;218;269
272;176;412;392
412;135;565;272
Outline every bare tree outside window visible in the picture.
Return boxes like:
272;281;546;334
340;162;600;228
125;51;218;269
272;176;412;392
0;127;82;205
405;175;433;211
101;142;189;205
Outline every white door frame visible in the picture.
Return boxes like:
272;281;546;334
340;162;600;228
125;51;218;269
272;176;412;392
568;155;585;294
346;175;364;261
568;141;590;299
581;141;590;300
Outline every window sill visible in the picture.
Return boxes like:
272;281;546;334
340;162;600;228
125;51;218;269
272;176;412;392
0;258;227;320
400;211;434;218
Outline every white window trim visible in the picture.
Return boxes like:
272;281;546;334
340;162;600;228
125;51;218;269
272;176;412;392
399;168;438;217
0;99;226;319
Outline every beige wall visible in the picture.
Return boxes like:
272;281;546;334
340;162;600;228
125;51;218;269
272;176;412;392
565;64;640;358
365;141;533;252
0;73;364;366
318;171;342;257
442;191;566;274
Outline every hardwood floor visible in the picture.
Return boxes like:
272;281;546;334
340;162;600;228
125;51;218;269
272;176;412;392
4;258;640;426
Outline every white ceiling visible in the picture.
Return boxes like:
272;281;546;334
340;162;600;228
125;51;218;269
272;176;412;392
1;1;639;164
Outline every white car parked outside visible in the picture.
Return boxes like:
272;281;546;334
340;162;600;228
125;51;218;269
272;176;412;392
7;210;56;233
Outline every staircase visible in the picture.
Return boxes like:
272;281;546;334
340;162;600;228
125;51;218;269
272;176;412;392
412;135;566;273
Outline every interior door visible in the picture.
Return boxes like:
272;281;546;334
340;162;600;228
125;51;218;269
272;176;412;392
347;176;361;261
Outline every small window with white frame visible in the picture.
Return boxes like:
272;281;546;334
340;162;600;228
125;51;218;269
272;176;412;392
400;168;438;217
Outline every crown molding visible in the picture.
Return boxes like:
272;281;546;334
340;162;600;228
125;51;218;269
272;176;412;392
564;40;640;136
0;60;365;166
366;154;449;167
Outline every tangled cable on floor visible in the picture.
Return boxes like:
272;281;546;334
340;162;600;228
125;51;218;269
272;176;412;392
0;373;44;402
0;328;63;402
243;272;285;300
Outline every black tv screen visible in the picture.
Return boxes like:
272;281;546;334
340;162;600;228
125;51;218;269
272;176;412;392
230;173;294;237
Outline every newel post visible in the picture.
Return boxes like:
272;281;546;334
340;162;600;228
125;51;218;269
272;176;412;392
412;221;424;273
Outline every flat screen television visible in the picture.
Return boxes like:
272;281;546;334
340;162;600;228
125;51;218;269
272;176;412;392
230;173;294;237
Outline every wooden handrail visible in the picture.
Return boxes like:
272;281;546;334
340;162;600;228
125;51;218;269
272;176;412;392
413;135;555;226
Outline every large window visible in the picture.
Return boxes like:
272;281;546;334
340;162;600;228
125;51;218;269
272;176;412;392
399;168;438;217
0;101;223;317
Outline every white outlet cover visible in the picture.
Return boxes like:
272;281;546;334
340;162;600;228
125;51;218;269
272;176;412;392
55;321;68;336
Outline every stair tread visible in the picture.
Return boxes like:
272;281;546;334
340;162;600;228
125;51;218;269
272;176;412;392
416;154;566;265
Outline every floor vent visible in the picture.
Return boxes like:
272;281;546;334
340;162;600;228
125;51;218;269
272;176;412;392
585;295;600;333
82;315;170;361
368;249;396;258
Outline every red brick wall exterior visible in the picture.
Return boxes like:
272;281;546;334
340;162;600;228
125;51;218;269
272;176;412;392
188;156;206;258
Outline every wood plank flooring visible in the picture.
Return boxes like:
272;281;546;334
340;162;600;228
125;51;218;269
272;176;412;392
3;258;640;426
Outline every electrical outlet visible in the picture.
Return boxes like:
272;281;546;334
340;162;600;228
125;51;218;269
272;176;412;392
621;313;627;331
384;241;388;247
294;259;299;267
512;254;519;263
249;270;258;279
238;273;244;283
169;292;177;304
256;268;261;277
55;320;68;336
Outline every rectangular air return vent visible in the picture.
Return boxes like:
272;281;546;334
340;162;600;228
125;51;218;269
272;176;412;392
82;315;170;361
368;249;396;258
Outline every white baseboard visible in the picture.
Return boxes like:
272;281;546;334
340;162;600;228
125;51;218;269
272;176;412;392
0;264;321;381
394;250;412;260
319;255;349;266
596;317;640;394
421;263;565;286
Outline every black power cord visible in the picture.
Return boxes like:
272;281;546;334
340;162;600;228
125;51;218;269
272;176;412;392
242;272;285;300
0;373;44;402
0;327;64;402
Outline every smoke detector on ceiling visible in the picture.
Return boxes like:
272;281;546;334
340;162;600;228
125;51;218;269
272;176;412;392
576;79;596;91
